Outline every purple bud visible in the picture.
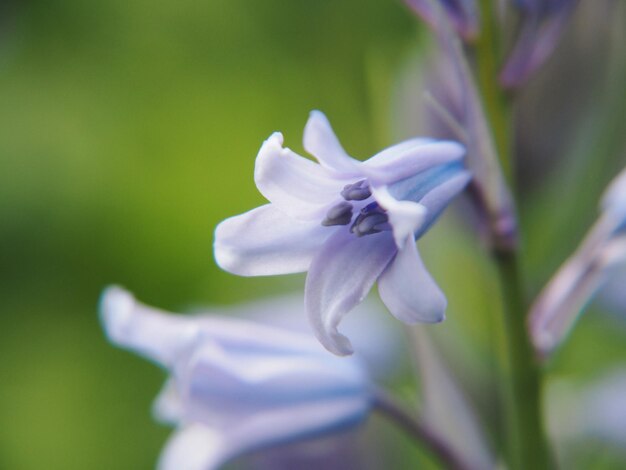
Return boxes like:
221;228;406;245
500;0;579;87
405;0;479;41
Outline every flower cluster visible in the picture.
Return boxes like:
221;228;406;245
97;1;625;468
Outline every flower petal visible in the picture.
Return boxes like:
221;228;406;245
232;295;406;382
405;0;479;40
528;236;626;357
214;204;329;276
226;397;370;458
371;185;428;249
602;166;626;223
158;424;227;470
180;341;369;427
414;169;471;238
153;379;184;425
254;132;346;220
500;12;572;88
303;111;361;175
305;230;397;355
377;238;446;324
99;286;196;368
362;139;465;185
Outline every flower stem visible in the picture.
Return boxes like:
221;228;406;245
475;0;512;182
493;249;551;469
474;2;552;467
372;388;473;470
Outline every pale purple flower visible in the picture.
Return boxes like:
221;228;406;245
405;0;479;40
100;286;372;470
529;167;626;357
500;0;579;87
214;111;470;355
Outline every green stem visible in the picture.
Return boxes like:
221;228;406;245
494;249;551;469
474;2;551;468
475;0;512;182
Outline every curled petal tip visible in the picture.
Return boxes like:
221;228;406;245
323;330;355;357
372;185;428;249
531;330;555;357
378;240;447;325
309;109;325;119
602;167;626;219
431;310;446;324
213;219;247;276
99;285;136;344
267;131;284;145
303;109;358;174
158;425;225;470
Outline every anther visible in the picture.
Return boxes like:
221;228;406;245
341;180;371;201
322;201;354;226
350;211;389;237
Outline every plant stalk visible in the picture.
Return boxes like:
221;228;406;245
474;1;552;468
373;388;474;470
475;0;512;182
493;249;551;469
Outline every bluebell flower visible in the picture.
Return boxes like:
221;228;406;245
529;167;626;357
214;111;470;355
501;0;579;87
100;286;373;470
405;0;479;40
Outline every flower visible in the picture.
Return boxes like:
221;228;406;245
529;167;626;357
99;286;373;470
500;0;579;87
405;0;479;40
214;111;470;355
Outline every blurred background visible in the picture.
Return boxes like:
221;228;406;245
0;0;625;469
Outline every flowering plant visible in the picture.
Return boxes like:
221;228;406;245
95;1;626;469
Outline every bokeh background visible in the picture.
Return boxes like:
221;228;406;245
0;0;625;469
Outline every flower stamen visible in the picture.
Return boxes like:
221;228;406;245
341;180;371;201
351;203;390;237
322;201;354;226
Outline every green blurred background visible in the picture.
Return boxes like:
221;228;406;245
1;0;625;468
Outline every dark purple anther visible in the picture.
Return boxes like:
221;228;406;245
350;204;390;237
322;201;354;226
341;180;371;201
